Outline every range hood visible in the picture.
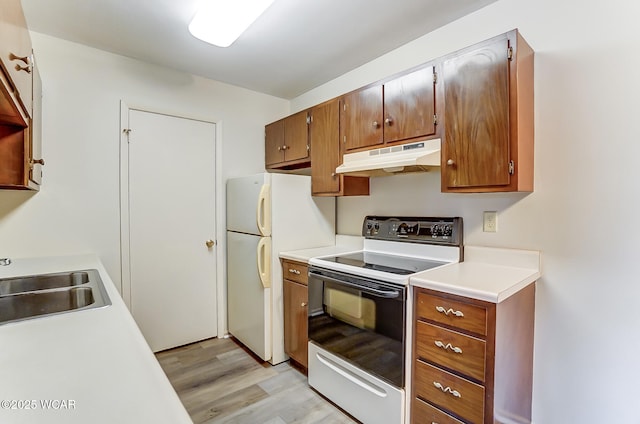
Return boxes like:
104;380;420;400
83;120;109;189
335;138;441;176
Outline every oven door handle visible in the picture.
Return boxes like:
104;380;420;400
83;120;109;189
310;272;401;299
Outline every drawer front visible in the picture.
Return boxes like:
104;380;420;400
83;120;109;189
415;321;486;382
412;397;464;424
416;290;487;336
282;260;308;285
414;360;484;424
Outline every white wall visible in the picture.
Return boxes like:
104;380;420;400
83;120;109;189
0;33;289;293
292;0;640;422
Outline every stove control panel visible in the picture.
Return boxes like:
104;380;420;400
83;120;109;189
362;216;462;246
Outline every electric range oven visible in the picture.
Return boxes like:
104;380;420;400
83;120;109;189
307;216;462;424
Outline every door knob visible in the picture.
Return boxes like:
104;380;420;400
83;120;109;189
205;239;215;248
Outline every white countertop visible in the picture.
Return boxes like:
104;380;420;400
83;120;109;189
410;246;541;303
0;255;191;424
279;235;364;263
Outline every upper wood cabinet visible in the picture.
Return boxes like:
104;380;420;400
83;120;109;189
341;66;437;153
0;0;33;118
310;99;369;197
265;110;310;170
0;0;43;191
441;30;534;193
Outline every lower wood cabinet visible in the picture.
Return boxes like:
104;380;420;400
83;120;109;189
411;285;535;423
282;259;309;369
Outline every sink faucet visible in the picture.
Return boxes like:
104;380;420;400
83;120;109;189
0;258;11;266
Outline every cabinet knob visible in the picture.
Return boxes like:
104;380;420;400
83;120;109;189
282;145;288;150
15;64;32;74
372;121;379;128
331;172;336;177
277;146;282;151
9;52;30;65
384;117;393;126
446;159;455;166
301;302;307;307
205;239;215;248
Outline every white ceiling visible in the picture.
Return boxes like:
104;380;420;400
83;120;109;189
21;0;497;99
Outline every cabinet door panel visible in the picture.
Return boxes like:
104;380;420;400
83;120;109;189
284;279;308;368
0;0;32;117
342;85;383;151
384;67;436;143
443;37;510;189
283;110;309;162
265;119;285;166
310;99;340;194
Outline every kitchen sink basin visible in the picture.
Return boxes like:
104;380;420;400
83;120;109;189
0;271;89;295
0;269;111;325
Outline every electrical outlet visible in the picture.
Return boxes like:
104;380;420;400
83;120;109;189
483;211;498;232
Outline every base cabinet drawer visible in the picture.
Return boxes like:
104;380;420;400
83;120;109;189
416;290;487;336
412;397;464;424
414;360;484;424
282;260;308;285
415;321;486;382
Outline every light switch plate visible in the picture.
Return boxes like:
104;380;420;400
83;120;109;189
483;211;497;232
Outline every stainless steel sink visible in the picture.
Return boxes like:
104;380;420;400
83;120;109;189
0;271;89;295
0;269;111;325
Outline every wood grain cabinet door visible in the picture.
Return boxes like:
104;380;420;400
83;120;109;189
383;66;436;144
265;119;285;167
284;279;308;368
442;35;510;190
283;110;310;162
341;84;384;152
310;99;341;195
0;0;33;117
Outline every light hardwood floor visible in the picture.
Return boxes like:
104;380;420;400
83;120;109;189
156;337;359;424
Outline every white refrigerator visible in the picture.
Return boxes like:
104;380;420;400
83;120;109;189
226;173;335;365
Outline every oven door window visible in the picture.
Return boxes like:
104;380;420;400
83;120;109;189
325;286;376;330
308;273;406;388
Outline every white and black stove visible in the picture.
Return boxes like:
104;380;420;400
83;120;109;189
307;216;463;424
309;216;463;284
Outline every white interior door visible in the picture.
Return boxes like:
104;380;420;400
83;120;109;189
126;109;217;352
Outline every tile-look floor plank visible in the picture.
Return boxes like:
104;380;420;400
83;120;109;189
156;337;359;424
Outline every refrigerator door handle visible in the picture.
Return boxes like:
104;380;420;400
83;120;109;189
256;184;272;236
257;237;272;288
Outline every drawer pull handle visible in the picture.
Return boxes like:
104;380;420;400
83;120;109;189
435;306;464;317
288;268;301;275
434;340;463;354
433;381;461;398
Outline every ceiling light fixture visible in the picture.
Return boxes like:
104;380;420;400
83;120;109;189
189;0;275;48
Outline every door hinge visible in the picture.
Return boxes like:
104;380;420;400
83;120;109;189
508;160;515;174
306;144;310;151
433;71;438;84
343;135;346;144
433;114;438;125
307;114;312;125
507;46;513;61
123;128;132;142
